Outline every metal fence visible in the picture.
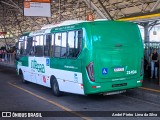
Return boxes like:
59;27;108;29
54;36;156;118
0;53;16;65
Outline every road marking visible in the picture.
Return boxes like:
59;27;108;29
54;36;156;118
8;82;91;120
140;87;160;93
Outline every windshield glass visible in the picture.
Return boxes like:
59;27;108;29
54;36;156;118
18;36;33;55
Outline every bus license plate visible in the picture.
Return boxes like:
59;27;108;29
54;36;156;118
114;67;124;72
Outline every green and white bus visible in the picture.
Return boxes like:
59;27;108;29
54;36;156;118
16;20;144;96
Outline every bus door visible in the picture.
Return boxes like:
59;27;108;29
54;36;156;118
28;37;37;83
30;61;36;83
18;36;35;82
36;35;51;87
33;57;46;85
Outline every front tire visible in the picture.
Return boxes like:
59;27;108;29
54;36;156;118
51;79;61;97
19;71;27;83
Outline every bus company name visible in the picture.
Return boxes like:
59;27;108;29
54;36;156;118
31;60;45;73
30;29;46;36
55;25;75;31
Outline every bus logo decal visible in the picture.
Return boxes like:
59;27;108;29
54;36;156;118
46;59;50;66
31;60;45;73
102;68;108;75
43;76;46;83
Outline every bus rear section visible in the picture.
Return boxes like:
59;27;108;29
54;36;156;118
85;21;143;95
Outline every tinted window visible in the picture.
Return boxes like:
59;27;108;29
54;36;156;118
67;30;82;58
51;34;55;57
44;34;51;57
18;36;28;55
67;31;75;58
61;32;67;57
35;35;43;57
55;33;61;57
75;30;82;56
26;37;33;56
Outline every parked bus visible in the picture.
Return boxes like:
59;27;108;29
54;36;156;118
16;20;144;96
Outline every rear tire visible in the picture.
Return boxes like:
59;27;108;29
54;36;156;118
51;78;61;97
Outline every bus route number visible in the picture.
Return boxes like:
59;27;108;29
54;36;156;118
126;70;137;75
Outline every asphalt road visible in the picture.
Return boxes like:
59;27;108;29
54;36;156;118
0;66;160;120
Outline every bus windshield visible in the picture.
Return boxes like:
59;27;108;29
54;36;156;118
18;36;33;56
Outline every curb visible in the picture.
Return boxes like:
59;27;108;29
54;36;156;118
0;63;16;68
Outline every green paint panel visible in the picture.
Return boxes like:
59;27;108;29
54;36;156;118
84;76;143;94
80;21;143;94
19;56;29;67
92;21;143;82
50;58;82;72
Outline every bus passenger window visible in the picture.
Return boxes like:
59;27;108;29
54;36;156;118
18;40;24;55
54;33;61;57
26;37;33;56
75;30;82;56
31;36;36;56
44;34;51;57
35;35;44;57
18;36;28;55
67;31;75;58
67;30;82;58
51;34;55;57
61;32;67;57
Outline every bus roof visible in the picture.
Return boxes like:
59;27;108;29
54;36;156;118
41;20;88;29
21;20;133;37
28;20;89;37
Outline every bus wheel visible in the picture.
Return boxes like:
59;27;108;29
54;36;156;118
51;79;61;97
20;72;27;83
